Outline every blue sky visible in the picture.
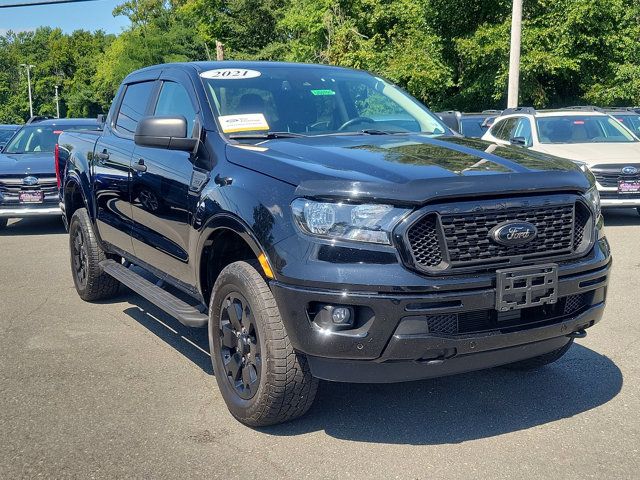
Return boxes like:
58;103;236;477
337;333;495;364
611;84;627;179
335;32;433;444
0;0;130;35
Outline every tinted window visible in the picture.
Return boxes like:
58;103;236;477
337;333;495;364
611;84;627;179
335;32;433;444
460;117;487;138
154;81;197;135
513;118;533;146
115;81;155;135
0;129;17;144
536;115;637;144
613;115;640;136
4;124;96;154
491;118;518;141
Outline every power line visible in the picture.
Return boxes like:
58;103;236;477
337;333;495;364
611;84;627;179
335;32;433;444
0;0;101;8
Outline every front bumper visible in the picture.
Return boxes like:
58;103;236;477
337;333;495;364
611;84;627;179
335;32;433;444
270;238;611;383
0;205;61;217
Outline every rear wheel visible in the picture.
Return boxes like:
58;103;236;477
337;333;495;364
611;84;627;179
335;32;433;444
501;339;573;370
209;261;318;427
69;208;120;301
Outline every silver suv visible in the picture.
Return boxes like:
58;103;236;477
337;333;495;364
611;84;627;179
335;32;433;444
482;106;640;212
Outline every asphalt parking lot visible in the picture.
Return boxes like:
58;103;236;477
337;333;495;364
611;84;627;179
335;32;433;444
0;211;638;479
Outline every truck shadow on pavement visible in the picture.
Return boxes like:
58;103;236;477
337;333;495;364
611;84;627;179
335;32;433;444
603;208;640;227
118;292;622;445
0;217;66;235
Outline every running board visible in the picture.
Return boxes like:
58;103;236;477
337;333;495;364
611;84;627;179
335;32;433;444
100;259;208;328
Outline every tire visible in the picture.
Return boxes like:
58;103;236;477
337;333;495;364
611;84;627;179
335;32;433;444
69;208;120;301
0;218;7;229
209;260;319;427
501;339;573;370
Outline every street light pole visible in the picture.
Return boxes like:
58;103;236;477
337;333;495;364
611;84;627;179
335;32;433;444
54;85;60;118
507;0;523;108
20;63;35;117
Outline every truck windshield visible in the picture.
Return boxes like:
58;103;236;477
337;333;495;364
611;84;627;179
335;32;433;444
200;66;449;137
3;124;93;154
536;115;638;144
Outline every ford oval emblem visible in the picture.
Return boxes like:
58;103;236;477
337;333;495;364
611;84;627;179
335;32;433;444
490;221;538;246
22;175;39;186
621;166;638;175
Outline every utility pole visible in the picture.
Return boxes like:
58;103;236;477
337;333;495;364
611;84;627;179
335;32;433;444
216;41;224;61
54;85;60;118
507;0;523;108
20;63;35;117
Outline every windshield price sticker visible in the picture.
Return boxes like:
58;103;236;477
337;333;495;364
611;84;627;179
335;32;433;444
200;69;261;80
218;113;270;133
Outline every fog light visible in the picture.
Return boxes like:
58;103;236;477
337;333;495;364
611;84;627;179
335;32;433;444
332;307;351;324
311;304;355;331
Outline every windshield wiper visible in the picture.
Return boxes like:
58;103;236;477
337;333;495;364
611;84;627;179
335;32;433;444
359;129;397;135
228;131;307;140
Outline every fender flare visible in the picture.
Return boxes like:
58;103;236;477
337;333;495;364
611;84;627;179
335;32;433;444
195;213;273;293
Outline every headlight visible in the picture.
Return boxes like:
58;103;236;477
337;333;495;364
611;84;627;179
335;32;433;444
583;185;601;217
291;199;409;245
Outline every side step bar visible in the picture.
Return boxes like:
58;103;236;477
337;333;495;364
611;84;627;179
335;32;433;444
100;259;208;328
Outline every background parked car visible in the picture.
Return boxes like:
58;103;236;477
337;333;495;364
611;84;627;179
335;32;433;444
604;107;640;137
0;117;98;228
481;106;640;213
0;124;20;151
436;110;501;138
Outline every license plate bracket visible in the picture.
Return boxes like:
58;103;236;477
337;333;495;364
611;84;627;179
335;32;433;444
618;179;640;194
19;191;44;203
496;264;558;312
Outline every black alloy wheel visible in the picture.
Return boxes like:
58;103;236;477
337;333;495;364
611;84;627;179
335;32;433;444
72;223;89;288
218;292;262;400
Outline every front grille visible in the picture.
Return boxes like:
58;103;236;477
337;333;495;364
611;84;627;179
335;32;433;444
426;314;457;335
405;197;593;274
406;214;442;268
423;293;592;337
441;205;574;265
0;177;57;198
593;172;626;188
592;165;640;187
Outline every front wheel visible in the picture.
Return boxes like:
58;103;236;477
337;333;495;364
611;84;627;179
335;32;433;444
501;339;573;370
209;261;318;427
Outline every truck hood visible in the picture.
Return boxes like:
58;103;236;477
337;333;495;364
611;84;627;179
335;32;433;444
225;134;592;205
534;142;640;165
0;152;54;176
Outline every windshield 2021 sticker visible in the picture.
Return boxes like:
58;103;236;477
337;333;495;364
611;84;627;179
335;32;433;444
218;113;270;133
200;69;261;80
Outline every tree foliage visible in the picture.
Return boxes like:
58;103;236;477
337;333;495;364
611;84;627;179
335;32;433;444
1;0;640;123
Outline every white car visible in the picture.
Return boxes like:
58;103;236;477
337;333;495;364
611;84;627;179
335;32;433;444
481;106;640;212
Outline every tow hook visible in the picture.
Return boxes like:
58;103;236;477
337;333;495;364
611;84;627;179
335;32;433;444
567;329;587;339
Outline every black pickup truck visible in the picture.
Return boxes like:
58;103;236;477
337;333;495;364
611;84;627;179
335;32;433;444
58;61;611;426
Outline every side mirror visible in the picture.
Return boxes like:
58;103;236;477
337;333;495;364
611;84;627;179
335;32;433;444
510;136;527;146
134;116;198;152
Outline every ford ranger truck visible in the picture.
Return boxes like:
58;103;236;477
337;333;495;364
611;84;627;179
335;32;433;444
58;62;611;427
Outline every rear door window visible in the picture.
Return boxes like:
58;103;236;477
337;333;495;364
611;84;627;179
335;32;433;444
115;81;156;135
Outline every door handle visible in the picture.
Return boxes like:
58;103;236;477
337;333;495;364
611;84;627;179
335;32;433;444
132;159;147;173
95;149;109;163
